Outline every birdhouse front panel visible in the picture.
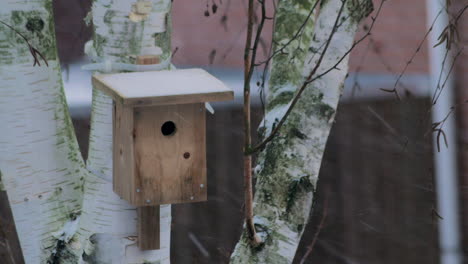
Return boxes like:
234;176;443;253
132;103;206;206
113;102;207;206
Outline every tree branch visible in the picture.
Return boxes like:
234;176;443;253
243;0;261;245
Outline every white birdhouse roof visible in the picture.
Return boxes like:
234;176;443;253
92;68;234;106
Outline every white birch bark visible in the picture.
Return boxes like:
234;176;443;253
80;0;172;263
0;0;173;263
230;0;373;263
0;1;87;262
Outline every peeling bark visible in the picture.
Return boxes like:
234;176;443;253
230;0;373;263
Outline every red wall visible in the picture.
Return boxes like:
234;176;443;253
172;0;429;74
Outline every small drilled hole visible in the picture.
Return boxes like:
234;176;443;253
161;121;176;136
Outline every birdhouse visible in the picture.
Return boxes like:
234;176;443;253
92;68;233;249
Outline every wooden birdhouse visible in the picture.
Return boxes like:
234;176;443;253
92;68;233;249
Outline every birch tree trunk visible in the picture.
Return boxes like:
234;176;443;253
80;0;172;263
231;0;373;263
0;0;172;263
0;1;87;262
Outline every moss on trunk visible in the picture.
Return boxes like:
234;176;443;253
230;0;373;263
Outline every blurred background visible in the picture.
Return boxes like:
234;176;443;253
2;0;468;263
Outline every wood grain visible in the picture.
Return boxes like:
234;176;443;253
113;101;135;201
133;56;162;251
137;206;160;250
132;103;207;206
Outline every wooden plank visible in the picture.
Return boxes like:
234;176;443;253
92;69;234;107
132;103;207;206
134;56;161;251
113;101;135;201
137;206;160;250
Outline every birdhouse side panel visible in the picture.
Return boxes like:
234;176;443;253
113;102;136;202
132;103;207;206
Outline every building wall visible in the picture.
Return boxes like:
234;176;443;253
171;0;430;74
52;0;431;74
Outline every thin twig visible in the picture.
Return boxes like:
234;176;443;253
258;0;279;127
431;47;463;105
247;0;268;84
430;3;468;105
307;0;385;84
424;4;468;151
386;9;444;100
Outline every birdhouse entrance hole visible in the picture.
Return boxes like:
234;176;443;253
93;68;234;250
161;121;176;136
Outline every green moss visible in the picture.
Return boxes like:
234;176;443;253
46;239;79;264
307;102;335;120
53;68;84;166
288;127;307;140
84;11;92;26
103;10;115;26
232;0;374;262
11;11;23;25
347;0;374;23
286;176;314;214
259;188;273;204
268;1;316;97
128;21;144;55
25;17;45;32
297;224;304;233
257;126;267;140
266;91;294;111
93;33;107;58
260;139;282;177
152;14;172;62
93;5;172;66
0;9;57;65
